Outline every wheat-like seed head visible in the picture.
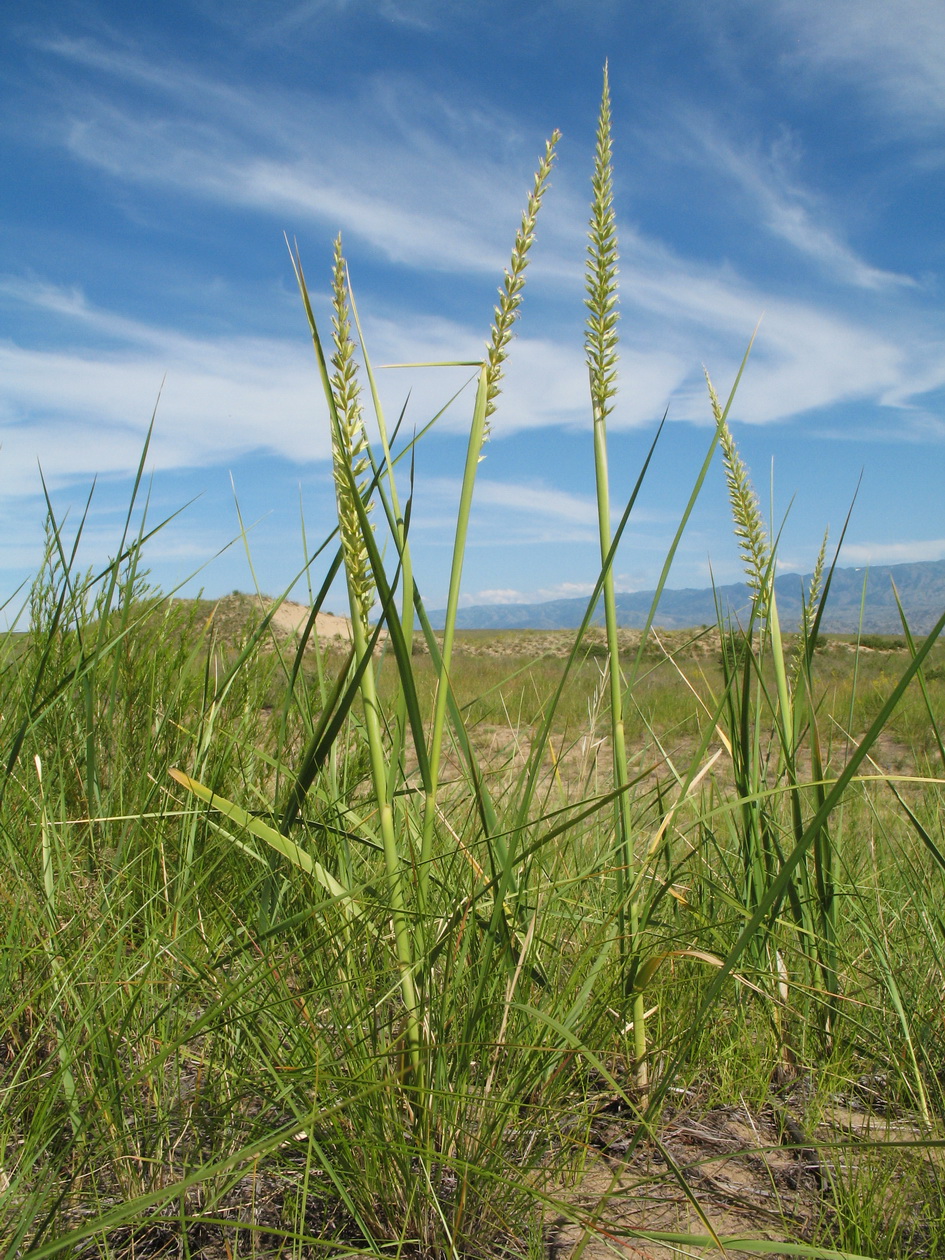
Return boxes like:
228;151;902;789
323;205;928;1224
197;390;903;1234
787;527;829;689
585;63;619;423
707;368;771;615
805;528;828;637
806;529;826;630
330;235;375;629
705;372;723;428
484;131;561;431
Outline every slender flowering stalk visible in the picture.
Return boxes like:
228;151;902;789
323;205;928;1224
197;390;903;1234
711;374;771;619
484;132;561;427
584;65;648;1088
712;370;795;747
787;523;830;689
419;134;559;902
586;69;619;423
330;235;375;633
328;236;422;1079
804;527;828;641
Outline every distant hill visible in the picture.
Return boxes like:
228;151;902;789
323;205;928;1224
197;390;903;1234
431;558;945;634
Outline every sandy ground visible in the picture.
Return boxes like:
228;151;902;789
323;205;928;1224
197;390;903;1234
549;1087;938;1260
265;601;354;642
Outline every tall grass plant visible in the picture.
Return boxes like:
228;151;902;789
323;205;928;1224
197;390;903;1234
2;71;944;1260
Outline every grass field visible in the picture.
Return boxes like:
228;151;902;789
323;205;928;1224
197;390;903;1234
2;74;945;1260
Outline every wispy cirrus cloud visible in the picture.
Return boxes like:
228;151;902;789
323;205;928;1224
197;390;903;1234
36;35;568;277
609;238;945;430
464;579;599;606
417;475;603;545
4;257;945;524
767;0;945;135
474;478;600;525
8;28;945;480
670;111;916;290
839;538;945;567
412;475;683;561
0;275;332;493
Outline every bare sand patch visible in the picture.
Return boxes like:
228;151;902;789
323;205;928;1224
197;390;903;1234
265;600;354;642
207;594;359;646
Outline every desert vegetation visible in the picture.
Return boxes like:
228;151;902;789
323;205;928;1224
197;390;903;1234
2;73;945;1259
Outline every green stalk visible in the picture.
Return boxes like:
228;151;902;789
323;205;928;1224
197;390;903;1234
716;399;846;1049
418;133;559;904
333;242;423;1075
347;271;417;809
291;236;423;1078
35;755;82;1138
584;66;648;1086
346;603;422;1076
418;364;488;886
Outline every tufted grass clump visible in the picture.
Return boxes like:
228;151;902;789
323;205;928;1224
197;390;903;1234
2;70;945;1260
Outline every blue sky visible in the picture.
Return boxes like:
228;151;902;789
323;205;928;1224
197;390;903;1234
2;0;944;617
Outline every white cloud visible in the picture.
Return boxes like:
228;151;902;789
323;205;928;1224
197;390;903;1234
767;0;945;135
359;238;945;441
40;38;558;278
673;111;915;289
417;475;601;545
4;259;945;519
475;479;598;524
8;30;945;479
497;336;688;432
366;311;687;434
464;579;599;606
840;538;945;567
467;588;530;605
423;474;668;533
0;335;330;495
607;241;945;429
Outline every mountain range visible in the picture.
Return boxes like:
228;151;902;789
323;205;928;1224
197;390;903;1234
431;559;945;635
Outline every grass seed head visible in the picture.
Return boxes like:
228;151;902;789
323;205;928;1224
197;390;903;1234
806;527;828;632
330;235;375;628
484;130;561;431
708;369;771;617
585;63;619;424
